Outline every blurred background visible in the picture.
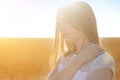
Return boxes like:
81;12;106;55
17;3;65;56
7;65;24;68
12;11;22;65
0;0;120;80
0;38;120;80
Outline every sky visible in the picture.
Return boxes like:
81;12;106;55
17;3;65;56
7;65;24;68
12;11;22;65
0;0;120;38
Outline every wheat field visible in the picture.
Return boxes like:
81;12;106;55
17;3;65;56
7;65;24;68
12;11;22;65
0;38;119;80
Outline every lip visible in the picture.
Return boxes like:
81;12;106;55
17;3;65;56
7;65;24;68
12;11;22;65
62;33;67;36
62;34;68;38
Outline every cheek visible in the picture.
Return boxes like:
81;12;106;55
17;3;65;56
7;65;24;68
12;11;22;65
70;28;80;36
67;27;76;34
71;29;82;39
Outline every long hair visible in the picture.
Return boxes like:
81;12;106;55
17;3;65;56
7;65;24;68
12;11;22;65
49;2;100;69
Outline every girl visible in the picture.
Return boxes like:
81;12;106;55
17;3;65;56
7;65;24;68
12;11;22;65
46;2;114;80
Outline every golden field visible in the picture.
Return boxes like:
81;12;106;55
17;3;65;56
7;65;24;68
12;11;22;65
0;38;119;80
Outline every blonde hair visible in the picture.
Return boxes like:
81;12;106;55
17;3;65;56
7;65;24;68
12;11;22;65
49;2;100;69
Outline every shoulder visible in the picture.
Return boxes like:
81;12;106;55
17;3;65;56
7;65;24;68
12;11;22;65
90;52;115;74
86;53;115;80
94;52;115;68
79;52;115;75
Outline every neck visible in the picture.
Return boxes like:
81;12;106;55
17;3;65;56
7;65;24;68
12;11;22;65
74;36;90;54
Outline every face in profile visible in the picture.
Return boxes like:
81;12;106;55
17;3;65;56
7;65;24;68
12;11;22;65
59;16;83;43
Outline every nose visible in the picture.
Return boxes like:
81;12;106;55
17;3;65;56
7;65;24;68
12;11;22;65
59;27;65;33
